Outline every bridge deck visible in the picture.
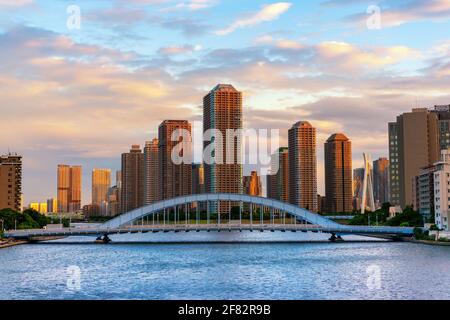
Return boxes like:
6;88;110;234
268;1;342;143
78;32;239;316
4;223;414;240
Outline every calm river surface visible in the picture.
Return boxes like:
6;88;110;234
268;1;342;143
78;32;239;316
1;232;449;300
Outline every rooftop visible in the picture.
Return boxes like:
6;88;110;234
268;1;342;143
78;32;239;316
327;133;350;142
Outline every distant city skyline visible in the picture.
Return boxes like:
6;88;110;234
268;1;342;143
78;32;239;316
1;0;450;203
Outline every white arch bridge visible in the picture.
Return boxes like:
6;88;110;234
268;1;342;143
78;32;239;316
5;194;415;242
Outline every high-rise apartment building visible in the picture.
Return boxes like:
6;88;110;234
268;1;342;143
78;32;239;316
415;164;437;220
203;84;243;213
373;158;390;206
431;105;450;150
203;84;243;196
267;147;289;202
144;138;159;204
243;171;262;197
57;165;82;213
388;108;439;208
0;153;22;211
92;169;111;216
388;122;400;206
324;133;353;213
107;186;120;217
288;121;317;212
47;198;58;213
192;163;205;195
159;120;192;200
121;145;144;213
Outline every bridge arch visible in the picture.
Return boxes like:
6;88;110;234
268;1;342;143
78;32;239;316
101;193;342;230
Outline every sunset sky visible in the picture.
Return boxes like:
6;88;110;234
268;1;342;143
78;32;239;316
1;0;450;204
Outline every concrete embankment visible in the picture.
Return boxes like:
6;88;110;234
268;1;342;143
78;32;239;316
402;238;450;247
0;239;28;249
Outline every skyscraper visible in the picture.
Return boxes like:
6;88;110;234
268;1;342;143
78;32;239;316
324;133;353;213
57;165;82;213
373;157;389;206
431;105;450;150
203;84;243;212
388;108;439;208
159;120;192;200
92;168;111;216
121;145;144;213
243;171;262;197
267;147;289;203
353;168;365;211
107;186;120;217
47;198;58;214
388;122;400;206
288;121;317;212
144;138;159;204
116;170;122;211
192;163;205;195
0;153;22;211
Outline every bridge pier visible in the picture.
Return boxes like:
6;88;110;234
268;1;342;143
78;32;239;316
95;234;112;244
328;233;344;242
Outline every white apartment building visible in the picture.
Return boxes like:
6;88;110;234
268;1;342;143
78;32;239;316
433;150;450;231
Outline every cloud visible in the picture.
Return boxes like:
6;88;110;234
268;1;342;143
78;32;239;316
215;2;292;35
345;0;450;28
160;17;211;36
0;0;32;7
169;0;218;11
158;44;202;55
2;15;450;202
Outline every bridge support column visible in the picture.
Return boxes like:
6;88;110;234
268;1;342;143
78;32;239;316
207;201;210;224
260;205;263;226
196;205;199;225
328;234;344;242
96;234;112;244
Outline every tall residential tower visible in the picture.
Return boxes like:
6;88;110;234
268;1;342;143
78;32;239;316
388;108;439;208
159;120;192;200
121;145;144;213
0;153;22;211
203;84;243;202
92;168;111;215
324;133;353;213
57;165;82;213
288;121;317;212
144;138;159;204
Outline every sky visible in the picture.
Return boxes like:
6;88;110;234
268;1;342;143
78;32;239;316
0;0;449;205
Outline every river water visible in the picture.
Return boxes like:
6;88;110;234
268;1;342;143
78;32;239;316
1;232;449;300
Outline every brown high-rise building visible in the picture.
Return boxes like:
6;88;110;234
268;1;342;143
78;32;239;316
324;133;353;213
192;163;205;195
203;84;243;198
267;147;289;203
373;157;389;206
57;165;82;213
159;120;192;200
0;153;22;211
243;171;262;197
92;168;111;215
288;121;317;212
121;145;144;213
389;108;439;208
144;138;159;204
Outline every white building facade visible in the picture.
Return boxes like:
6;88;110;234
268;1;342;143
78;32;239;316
433;150;450;231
